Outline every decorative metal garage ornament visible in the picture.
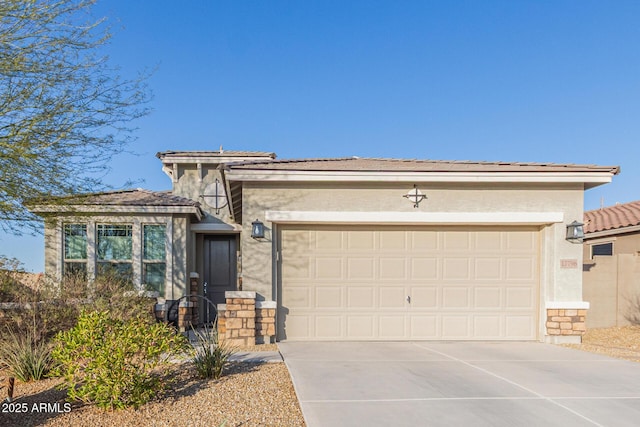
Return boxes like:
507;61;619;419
201;179;228;214
404;185;427;208
565;220;585;243
251;219;265;239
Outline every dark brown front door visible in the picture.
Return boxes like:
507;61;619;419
202;235;237;323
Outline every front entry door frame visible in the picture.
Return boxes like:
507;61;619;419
197;233;239;323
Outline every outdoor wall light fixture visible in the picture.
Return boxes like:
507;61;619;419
251;219;265;239
404;185;427;208
565;220;585;243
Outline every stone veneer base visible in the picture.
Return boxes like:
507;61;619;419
545;307;587;344
217;290;276;346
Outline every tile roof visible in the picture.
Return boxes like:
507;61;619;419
226;157;620;173
584;200;640;234
63;189;200;207
157;150;276;159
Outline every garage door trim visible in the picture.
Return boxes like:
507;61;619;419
277;224;540;341
266;210;563;225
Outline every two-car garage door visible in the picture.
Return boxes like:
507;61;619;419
278;225;539;341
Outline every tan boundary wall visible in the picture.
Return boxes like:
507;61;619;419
583;254;640;328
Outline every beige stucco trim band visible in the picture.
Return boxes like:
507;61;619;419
265;211;564;225
546;301;590;309
190;223;242;232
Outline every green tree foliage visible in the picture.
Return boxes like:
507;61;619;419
0;0;150;233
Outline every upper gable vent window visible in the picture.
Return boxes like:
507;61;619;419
202;178;228;214
591;242;613;258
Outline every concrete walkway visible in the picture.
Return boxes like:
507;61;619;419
279;341;640;427
229;351;283;363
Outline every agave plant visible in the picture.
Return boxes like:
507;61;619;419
191;322;236;379
0;328;52;382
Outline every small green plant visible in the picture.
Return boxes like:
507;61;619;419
0;328;52;382
51;310;189;410
191;323;236;379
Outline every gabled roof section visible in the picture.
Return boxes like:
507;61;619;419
223;156;620;224
227;157;620;173
157;149;277;183
30;189;203;219
224;157;619;190
156;150;276;163
585;200;640;235
67;189;200;206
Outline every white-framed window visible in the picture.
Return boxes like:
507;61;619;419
96;224;133;279
143;224;166;294
58;220;171;296
591;242;613;258
63;224;87;277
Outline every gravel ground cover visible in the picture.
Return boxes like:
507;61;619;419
562;325;640;362
1;354;304;427
7;326;637;427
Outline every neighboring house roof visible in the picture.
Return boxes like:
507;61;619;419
226;157;620;173
30;189;203;219
584;200;640;235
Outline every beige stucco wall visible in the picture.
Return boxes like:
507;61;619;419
583;254;640;328
614;234;640;255
583;233;640;259
171;165;234;224
239;182;586;318
582;231;640;328
43;213;192;300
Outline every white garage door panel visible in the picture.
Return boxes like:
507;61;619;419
279;226;539;341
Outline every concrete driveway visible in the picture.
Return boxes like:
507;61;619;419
278;341;640;427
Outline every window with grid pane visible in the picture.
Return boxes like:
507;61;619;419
63;224;87;276
97;224;132;279
143;225;166;294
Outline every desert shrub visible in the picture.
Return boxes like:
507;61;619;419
51;310;189;410
90;270;155;323
625;293;640;325
191;322;236;379
0;257;39;302
0;328;52;382
1;268;155;344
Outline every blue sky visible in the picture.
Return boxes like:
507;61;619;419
3;0;640;271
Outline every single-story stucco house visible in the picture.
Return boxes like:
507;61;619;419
583;200;640;328
31;149;619;344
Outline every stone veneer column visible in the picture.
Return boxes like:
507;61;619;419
178;300;194;331
255;301;277;344
189;272;199;326
220;291;256;346
545;302;588;343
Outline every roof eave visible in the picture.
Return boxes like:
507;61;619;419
584;224;640;240
224;170;618;185
31;204;203;220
